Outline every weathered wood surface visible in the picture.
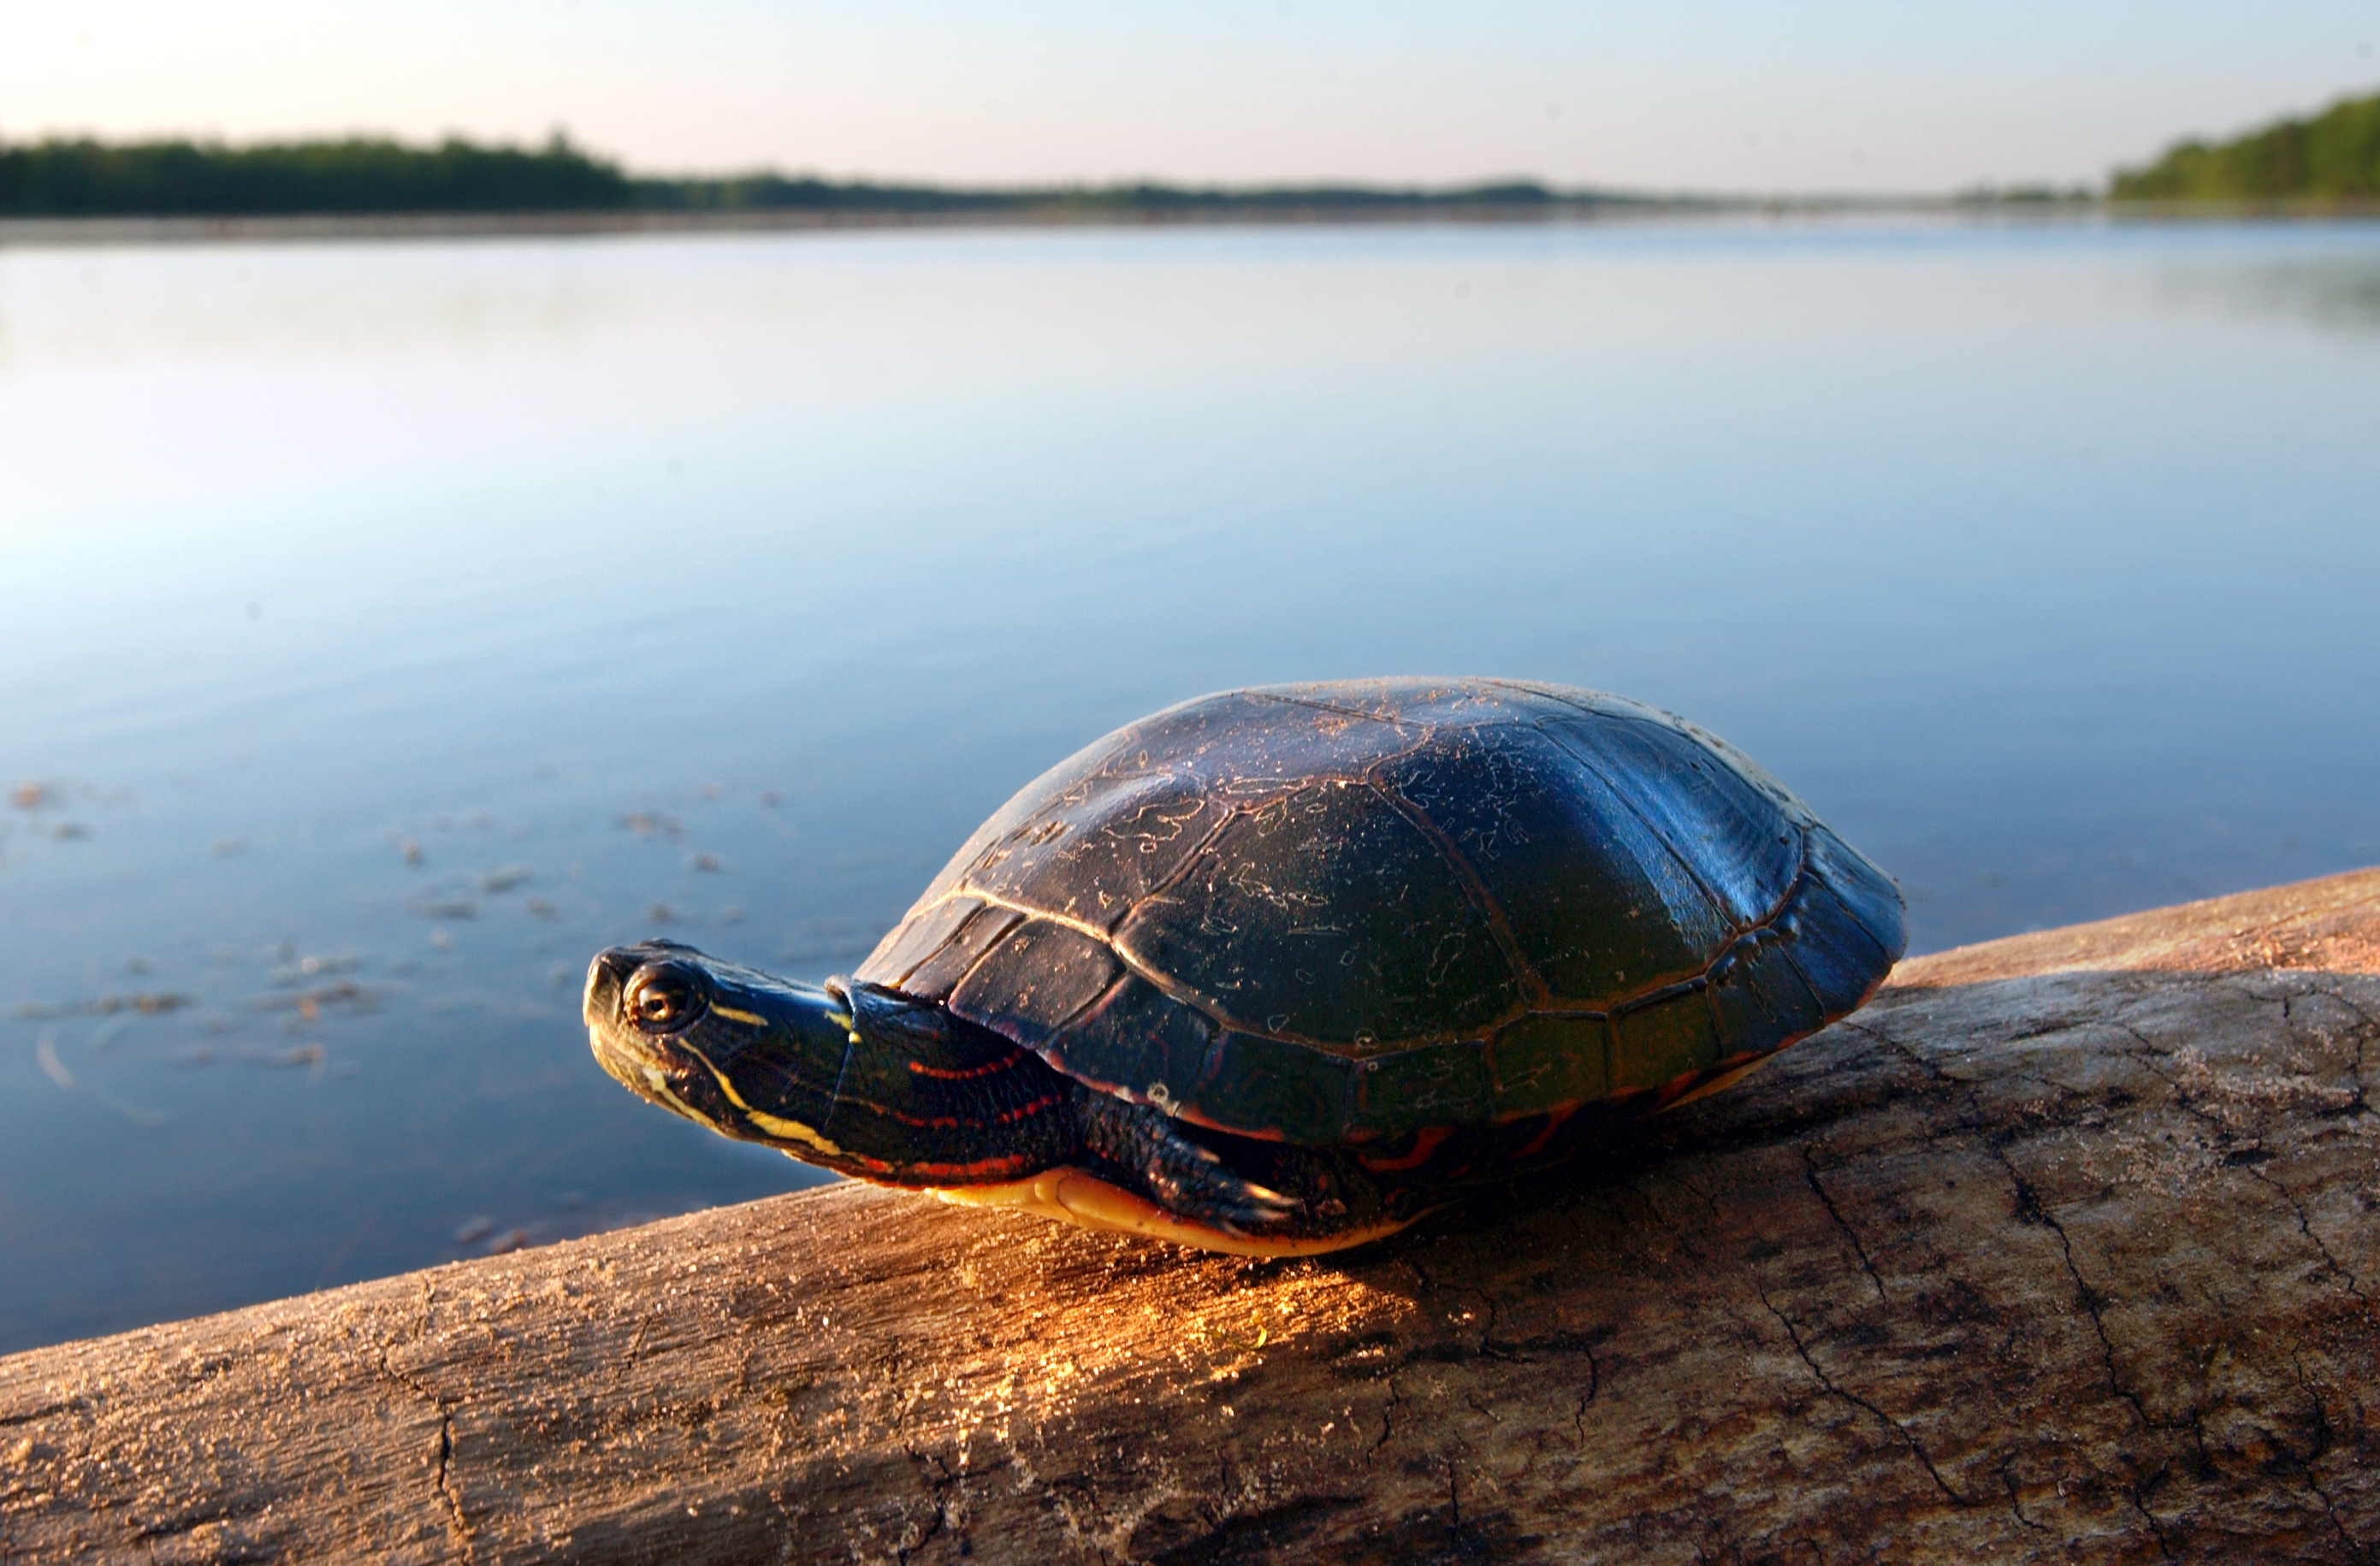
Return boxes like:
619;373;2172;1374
5;870;2379;1564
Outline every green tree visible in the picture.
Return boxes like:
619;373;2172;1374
2112;89;2380;201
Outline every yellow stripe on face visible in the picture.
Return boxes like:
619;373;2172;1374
677;1039;846;1158
687;1050;757;1112
747;1111;845;1158
710;1004;767;1026
637;1065;707;1122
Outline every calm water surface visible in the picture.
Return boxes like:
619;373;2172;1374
3;216;2377;1351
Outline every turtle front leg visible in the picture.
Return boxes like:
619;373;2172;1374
1072;1090;1411;1244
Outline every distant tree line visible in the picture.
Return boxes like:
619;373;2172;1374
0;134;633;216
0;133;1615;219
13;93;2380;220
2111;88;2380;202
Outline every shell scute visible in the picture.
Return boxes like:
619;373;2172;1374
1039;974;1211;1111
897;901;1022;999
1186;1029;1357;1141
1377;721;1745;1003
1538;712;1805;929
1804;825;1907;962
866;894;986;992
1611;985;1726;1095
1111;778;1518;1047
1704;931;1828;1056
946;917;1120;1043
1487;1013;1611;1118
1349;1037;1494;1140
968;771;1225;931
1779;867;1899;1013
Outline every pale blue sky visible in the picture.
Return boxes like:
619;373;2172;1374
5;1;2376;193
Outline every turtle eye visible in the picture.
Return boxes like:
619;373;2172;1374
625;963;708;1034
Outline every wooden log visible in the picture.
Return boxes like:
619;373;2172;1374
5;870;2379;1563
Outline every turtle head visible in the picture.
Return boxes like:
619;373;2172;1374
583;939;863;1171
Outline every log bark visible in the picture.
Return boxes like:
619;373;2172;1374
5;870;2379;1564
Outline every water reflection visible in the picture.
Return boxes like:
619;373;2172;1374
2;216;2376;1352
2151;233;2380;337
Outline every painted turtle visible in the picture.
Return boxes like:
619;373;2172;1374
584;679;1904;1255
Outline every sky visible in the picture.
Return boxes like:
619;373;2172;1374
4;1;2377;195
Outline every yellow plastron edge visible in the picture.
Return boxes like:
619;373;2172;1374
928;1167;1417;1258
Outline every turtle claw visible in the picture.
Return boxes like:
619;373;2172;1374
1138;1125;1302;1235
1180;1174;1300;1238
1077;1091;1321;1237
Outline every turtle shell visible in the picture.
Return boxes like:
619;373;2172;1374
854;678;1904;1145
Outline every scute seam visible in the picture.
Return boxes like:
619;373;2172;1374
933;905;1028;998
1128;800;1244;913
1240;690;1483;749
1367;774;1554;1008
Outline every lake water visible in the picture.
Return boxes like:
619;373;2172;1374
3;215;2377;1353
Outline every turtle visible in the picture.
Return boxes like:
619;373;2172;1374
584;678;1905;1256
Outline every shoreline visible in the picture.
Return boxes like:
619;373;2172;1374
2;199;2371;250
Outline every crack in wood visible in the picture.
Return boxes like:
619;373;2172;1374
1755;1281;1968;1507
1800;1146;1886;1304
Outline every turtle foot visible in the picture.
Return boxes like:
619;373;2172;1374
1073;1090;1400;1244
